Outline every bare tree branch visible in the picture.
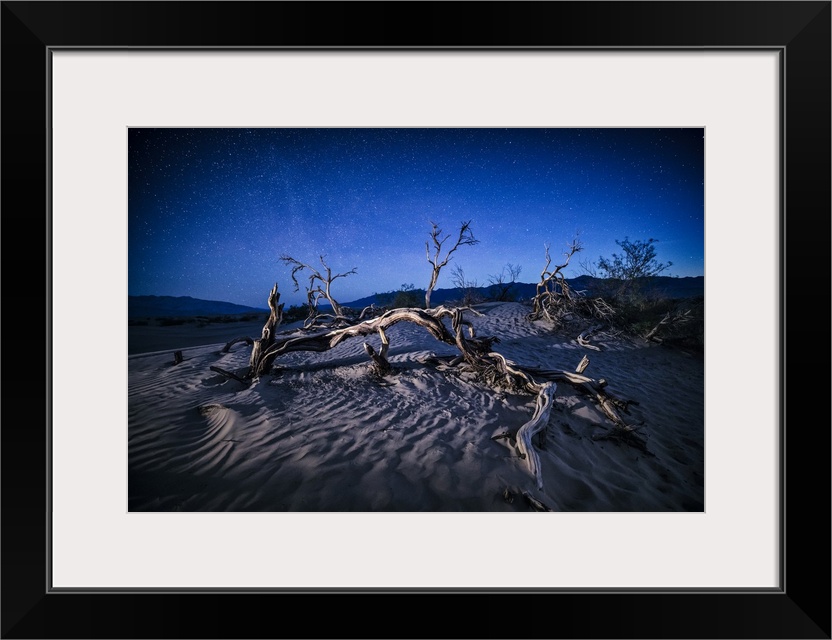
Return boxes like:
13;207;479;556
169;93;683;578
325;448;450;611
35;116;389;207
451;263;481;306
527;238;583;325
279;253;357;323
424;220;479;309
487;263;522;302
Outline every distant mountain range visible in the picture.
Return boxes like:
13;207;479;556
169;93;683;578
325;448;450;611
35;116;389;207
130;276;703;318
340;275;704;309
129;295;267;318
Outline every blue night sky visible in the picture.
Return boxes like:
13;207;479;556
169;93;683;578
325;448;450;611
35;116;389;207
129;128;704;310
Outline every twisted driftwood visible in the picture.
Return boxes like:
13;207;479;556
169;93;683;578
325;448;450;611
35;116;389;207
211;283;282;383
515;381;557;489
527;240;582;325
576;324;603;351
214;289;644;489
363;326;391;377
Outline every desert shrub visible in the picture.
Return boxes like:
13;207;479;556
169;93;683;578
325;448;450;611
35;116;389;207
450;265;482;306
651;296;704;352
456;289;483;306
394;284;424;308
597;237;672;279
373;291;395;307
282;304;309;324
612;292;676;329
598;292;703;352
487;263;522;302
375;284;424;309
583;237;673;308
580;237;700;340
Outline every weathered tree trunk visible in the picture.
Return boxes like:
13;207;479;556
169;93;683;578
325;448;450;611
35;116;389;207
258;307;459;366
249;283;283;377
363;327;391;376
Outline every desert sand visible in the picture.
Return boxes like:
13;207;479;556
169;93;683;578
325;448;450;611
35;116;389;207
128;302;704;512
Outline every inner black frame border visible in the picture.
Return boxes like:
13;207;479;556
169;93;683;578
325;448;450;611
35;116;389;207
2;2;829;638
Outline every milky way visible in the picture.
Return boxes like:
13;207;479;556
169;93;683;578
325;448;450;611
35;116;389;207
129;128;704;309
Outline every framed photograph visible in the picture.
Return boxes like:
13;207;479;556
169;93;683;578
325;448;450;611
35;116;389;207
3;2;829;638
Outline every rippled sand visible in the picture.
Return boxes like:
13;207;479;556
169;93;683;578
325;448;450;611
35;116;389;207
128;302;704;511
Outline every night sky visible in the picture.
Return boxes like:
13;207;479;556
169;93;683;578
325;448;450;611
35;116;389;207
129;128;704;310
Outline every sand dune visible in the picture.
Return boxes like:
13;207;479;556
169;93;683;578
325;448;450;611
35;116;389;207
128;302;704;511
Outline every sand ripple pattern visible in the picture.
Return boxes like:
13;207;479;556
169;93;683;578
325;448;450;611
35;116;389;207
129;303;704;511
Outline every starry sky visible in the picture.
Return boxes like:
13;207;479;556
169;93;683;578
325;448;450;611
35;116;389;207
129;128;704;310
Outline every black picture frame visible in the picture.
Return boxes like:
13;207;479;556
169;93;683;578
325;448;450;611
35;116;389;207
2;2;829;638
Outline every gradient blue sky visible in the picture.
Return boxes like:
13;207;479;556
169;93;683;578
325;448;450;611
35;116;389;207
129;128;704;309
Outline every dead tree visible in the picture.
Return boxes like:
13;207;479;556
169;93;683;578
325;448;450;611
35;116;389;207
216;283;644;489
211;283;283;382
450;264;481;306
487;263;522;302
248;282;284;374
362;326;391;377
250;305;563;488
527;240;583;325
424;220;479;309
280;254;356;325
